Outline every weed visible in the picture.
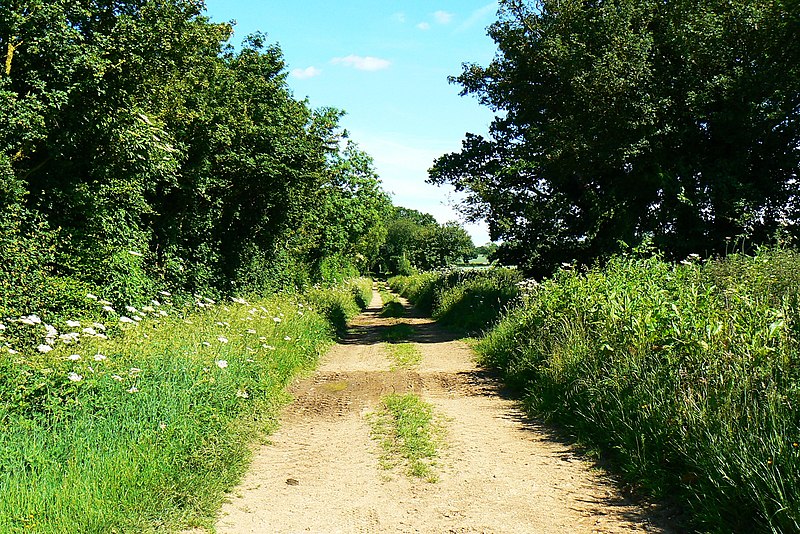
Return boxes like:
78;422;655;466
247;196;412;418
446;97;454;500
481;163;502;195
385;342;422;370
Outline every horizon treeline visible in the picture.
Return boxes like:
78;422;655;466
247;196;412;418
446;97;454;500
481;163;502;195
0;0;473;322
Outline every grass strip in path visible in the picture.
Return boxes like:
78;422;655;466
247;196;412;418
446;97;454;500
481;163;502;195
385;342;422;370
368;393;445;482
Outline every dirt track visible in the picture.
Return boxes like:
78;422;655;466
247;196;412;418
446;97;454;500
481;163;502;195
212;288;673;533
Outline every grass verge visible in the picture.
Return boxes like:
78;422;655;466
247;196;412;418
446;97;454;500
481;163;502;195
0;281;369;532
368;393;444;482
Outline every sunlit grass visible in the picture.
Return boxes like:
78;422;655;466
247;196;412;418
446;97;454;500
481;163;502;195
368;393;444;482
0;281;368;532
385;342;421;370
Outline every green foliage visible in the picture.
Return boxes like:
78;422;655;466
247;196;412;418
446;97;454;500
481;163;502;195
304;278;372;335
389;269;522;333
479;250;800;532
380;208;474;274
430;0;800;276
0;288;353;532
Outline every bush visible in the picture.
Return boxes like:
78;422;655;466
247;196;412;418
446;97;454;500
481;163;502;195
479;250;800;532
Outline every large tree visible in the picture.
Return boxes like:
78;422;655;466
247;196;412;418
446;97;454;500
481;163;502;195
429;0;800;276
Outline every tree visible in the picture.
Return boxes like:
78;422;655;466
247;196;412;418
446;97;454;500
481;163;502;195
429;0;800;276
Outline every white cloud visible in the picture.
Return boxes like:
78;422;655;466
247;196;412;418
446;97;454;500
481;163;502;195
290;66;321;79
459;1;498;31
331;55;391;71
416;21;431;30
433;10;454;24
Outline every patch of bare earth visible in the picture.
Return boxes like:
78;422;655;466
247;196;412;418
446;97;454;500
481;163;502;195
212;289;675;533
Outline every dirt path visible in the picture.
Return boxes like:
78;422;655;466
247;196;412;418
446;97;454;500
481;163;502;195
213;288;672;533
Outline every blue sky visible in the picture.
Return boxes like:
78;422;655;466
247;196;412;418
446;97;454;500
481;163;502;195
203;1;500;245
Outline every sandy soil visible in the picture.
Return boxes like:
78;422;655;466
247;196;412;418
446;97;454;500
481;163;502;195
212;288;675;533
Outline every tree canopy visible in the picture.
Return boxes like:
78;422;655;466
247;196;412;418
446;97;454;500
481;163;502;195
429;0;800;276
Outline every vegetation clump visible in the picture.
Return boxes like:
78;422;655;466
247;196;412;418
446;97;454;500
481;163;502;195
478;249;800;532
0;283;369;532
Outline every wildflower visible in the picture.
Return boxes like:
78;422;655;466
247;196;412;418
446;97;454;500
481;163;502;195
128;250;143;257
246;329;257;334
0;323;5;331
66;320;81;328
68;354;81;361
235;389;249;399
159;422;167;430
37;344;53;353
82;327;98;336
159;290;171;297
142;305;155;313
96;333;108;340
125;305;138;314
20;314;41;326
273;317;282;323
215;322;225;327
216;359;228;369
151;299;161;307
232;297;248;305
284;336;292;341
132;315;143;322
259;336;267;341
263;344;275;350
93;322;106;331
8;348;18;354
119;316;135;324
217;336;229;343
127;386;139;393
86;293;98;300
202;341;211;347
203;297;215;304
103;306;115;313
68;372;82;382
159;310;168;316
184;319;193;324
99;299;112;306
60;333;80;344
93;353;107;362
111;374;124;381
129;367;142;374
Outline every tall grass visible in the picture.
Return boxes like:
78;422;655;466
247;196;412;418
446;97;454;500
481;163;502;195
0;282;369;532
480;250;800;532
390;268;521;334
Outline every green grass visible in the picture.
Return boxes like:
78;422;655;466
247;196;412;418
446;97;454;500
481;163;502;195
479;250;800;533
368;393;444;481
0;281;370;532
385;342;421;370
380;323;414;342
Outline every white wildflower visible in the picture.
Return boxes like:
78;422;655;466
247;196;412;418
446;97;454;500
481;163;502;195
67;372;82;382
217;336;229;343
37;344;53;353
159;290;171;297
263;345;275;350
215;359;228;369
0;323;5;331
142;305;155;313
93;353;107;362
129;368;142;374
246;329;257;334
235;389;249;399
284;336;292;341
232;297;248;305
86;293;98;300
127;386;139;393
215;322;225;327
82;327;97;336
273;317;282;323
8;348;18;355
99;299;112;306
66;320;81;328
159;422;167;430
125;305;138;314
159;310;168;317
202;341;211;347
127;250;143;257
92;322;106;331
119;316;135;323
111;374;124;381
68;354;81;361
102;306;115;313
132;315;143;322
